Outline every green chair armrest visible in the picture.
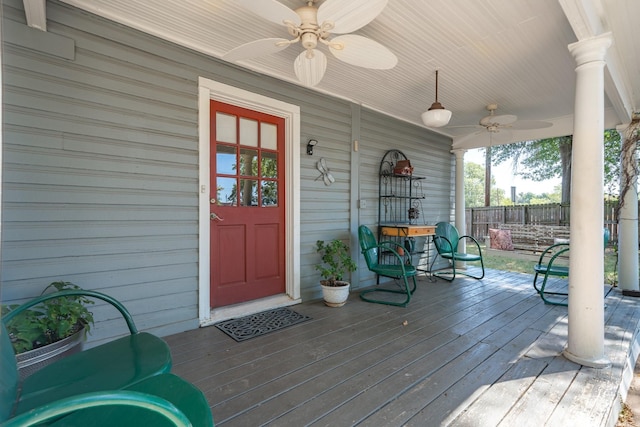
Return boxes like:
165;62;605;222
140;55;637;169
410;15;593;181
377;241;413;265
535;243;569;265
2;290;138;334
1;390;192;427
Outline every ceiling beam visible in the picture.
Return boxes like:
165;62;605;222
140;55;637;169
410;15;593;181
23;0;47;31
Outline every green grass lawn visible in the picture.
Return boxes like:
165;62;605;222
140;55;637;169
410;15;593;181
467;244;619;286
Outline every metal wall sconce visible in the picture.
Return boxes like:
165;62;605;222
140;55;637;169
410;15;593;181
307;139;318;155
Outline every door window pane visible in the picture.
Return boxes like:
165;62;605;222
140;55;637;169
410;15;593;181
239;149;258;177
261;181;278;207
261;151;277;178
261;122;277;150
216;177;237;206
240;118;258;147
239;179;258;206
216;144;236;175
216;112;236;143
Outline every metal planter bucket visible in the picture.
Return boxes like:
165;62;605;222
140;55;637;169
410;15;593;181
16;327;85;379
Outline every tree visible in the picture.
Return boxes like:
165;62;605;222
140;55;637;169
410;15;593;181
490;131;622;204
465;162;485;208
465;162;506;207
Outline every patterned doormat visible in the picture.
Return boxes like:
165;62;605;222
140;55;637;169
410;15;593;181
214;307;312;342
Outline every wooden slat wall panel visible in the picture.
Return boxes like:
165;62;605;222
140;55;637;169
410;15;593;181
1;0;453;344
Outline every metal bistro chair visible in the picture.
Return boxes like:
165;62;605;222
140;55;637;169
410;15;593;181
430;222;485;281
358;225;418;307
533;228;610;306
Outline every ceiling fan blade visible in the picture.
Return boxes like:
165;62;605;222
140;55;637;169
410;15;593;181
480;114;517;126
329;35;397;69
509;120;553;130
294;49;327;87
236;0;300;26
317;0;388;34
223;38;291;62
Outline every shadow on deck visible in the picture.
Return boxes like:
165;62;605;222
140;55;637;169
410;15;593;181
165;269;640;426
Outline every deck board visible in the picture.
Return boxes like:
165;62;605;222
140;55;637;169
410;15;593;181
165;269;640;426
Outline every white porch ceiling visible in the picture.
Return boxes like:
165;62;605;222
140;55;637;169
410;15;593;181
57;0;639;150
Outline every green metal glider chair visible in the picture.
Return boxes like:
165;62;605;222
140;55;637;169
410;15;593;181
358;225;418;307
533;228;610;306
430;222;485;281
1;290;214;426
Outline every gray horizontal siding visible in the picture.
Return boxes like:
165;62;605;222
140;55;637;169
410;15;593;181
1;0;453;344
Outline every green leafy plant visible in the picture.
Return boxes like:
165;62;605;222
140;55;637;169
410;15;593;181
1;281;95;354
315;239;357;286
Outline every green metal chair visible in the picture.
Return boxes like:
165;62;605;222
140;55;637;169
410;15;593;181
1;291;214;426
430;222;485;281
358;225;418;307
533;228;610;306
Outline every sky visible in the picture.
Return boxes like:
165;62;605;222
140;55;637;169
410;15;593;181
465;148;561;196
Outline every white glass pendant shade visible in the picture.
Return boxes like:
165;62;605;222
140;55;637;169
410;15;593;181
421;106;452;127
421;70;452;127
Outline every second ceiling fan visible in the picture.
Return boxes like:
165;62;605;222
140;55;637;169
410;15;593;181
223;0;397;87
452;104;553;144
476;104;552;134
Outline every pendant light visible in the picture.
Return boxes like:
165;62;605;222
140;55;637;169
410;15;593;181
421;70;452;127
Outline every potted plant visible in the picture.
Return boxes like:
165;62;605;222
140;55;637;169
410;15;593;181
315;239;357;307
1;281;95;378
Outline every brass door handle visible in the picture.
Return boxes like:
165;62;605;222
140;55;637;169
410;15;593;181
210;212;224;221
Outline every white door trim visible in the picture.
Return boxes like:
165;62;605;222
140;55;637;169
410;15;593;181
197;77;301;325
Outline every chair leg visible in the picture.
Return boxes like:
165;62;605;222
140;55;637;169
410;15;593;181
534;271;568;306
465;258;485;280
431;255;456;282
433;258;485;281
533;272;542;293
408;275;417;294
359;276;414;307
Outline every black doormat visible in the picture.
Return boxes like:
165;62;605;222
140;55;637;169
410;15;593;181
214;307;312;342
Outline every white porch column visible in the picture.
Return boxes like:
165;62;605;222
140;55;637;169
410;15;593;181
563;33;612;368
617;124;639;291
452;149;467;256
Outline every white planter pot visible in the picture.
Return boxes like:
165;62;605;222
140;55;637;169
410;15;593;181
321;281;350;307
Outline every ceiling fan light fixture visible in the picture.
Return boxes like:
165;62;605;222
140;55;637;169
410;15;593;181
421;70;452;127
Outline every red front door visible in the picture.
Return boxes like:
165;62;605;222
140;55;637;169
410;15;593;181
210;101;286;308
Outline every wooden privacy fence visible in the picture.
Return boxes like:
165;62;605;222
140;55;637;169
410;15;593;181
465;201;625;244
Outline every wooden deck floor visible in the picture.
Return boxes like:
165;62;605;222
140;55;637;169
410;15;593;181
165;269;640;427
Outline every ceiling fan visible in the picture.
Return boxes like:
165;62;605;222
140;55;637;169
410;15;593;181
223;0;398;87
463;104;553;133
452;104;553;144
